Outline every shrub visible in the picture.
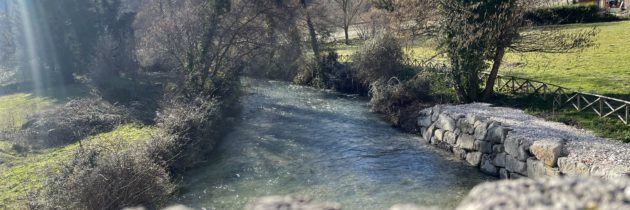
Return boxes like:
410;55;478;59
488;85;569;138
294;52;368;95
38;141;175;210
16;99;133;149
526;4;621;25
351;34;407;85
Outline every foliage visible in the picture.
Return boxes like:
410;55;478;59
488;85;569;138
16;98;134;149
526;4;621;25
0;125;155;209
0;93;55;133
351;34;407;84
38;140;174;210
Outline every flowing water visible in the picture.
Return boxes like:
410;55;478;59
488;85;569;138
174;79;495;210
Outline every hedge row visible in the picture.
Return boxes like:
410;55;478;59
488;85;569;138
526;4;621;25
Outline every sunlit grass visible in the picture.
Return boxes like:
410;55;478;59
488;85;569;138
0;124;156;209
332;21;630;96
0;93;56;132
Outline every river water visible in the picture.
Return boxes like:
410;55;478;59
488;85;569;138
174;79;494;210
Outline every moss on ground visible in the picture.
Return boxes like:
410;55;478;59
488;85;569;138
0;124;156;209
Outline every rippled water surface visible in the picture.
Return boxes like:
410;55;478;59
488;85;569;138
174;79;494;210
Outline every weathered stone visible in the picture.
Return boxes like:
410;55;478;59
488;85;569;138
492;144;504;153
558;157;590;176
436;113;456;132
590;164;630;179
473;123;488;140
454;128;462;135
529;138;565;167
423;124;435;143
526;158;547;179
474;140;493;154
417;109;433;127
505;154;527;175
485;124;508;143
466;152;482;166
459;117;475;134
473;120;489;132
499;168;509;179
480;154;499;176
431;106;441;121
389;204;439;210
517;144;531;161
430;136;437;145
456;134;475;150
494;153;506;167
504;137;520;157
453;148;467;160
444;131;458;145
434;129;445;142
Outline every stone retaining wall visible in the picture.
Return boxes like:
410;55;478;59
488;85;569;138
415;104;629;179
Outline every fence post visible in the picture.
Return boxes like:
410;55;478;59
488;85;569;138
626;104;629;125
598;97;605;117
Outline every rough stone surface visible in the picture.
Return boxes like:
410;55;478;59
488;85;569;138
480;154;498;176
466;152;482;166
557;157;590;176
474;140;493;154
245;196;341;210
503;137;520;158
417;110;433;127
456;134;475;150
505;155;526;175
492;144;503;153
473;123;488;140
456;177;630;210
453;148;467;160
485;124;507;143
530;138;565;167
444;131;457;145
423;124;435;143
434;129;445;142
493;153;506;168
436;113;456;132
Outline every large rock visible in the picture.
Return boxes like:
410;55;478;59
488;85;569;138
557;157;590;176
526;158;560;178
436;113;456;132
499;168;509;179
422;124;435;143
474;140;493;154
444;131;458;145
473;122;488;140
466;152;482;166
245;196;341;210
529;138;564;167
504;137;530;161
505;154;527;175
480;154;499;176
494;152;506;167
485;124;508;143
590;164;630;179
459;117;475;135
431;106;441;121
434;129;445;142
453;148;467;160
456;134;475;150
455;177;630;210
417;109;433;127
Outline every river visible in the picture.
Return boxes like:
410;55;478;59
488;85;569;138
173;79;494;210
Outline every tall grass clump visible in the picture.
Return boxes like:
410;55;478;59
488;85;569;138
351;34;410;85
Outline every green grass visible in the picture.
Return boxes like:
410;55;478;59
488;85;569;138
0;84;88;132
0;124;156;209
332;21;630;97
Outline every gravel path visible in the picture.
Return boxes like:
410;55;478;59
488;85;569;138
441;103;630;174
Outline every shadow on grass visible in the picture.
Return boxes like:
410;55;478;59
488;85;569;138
492;93;629;143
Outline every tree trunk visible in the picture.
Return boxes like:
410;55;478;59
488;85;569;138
344;26;350;45
482;46;506;101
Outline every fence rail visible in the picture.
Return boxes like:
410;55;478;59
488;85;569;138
481;73;629;126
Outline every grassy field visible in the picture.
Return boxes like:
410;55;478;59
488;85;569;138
332;21;630;97
0;125;156;209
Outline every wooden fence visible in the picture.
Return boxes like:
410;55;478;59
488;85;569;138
481;73;629;126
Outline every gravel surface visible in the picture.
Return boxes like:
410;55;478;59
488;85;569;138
441;103;630;174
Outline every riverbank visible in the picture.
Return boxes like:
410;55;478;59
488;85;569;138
413;103;630;179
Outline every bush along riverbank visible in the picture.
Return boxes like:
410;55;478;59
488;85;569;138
0;76;242;210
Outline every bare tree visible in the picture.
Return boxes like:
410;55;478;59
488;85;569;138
330;0;366;45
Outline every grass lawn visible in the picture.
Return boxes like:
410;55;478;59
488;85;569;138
332;20;630;97
0;124;156;209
